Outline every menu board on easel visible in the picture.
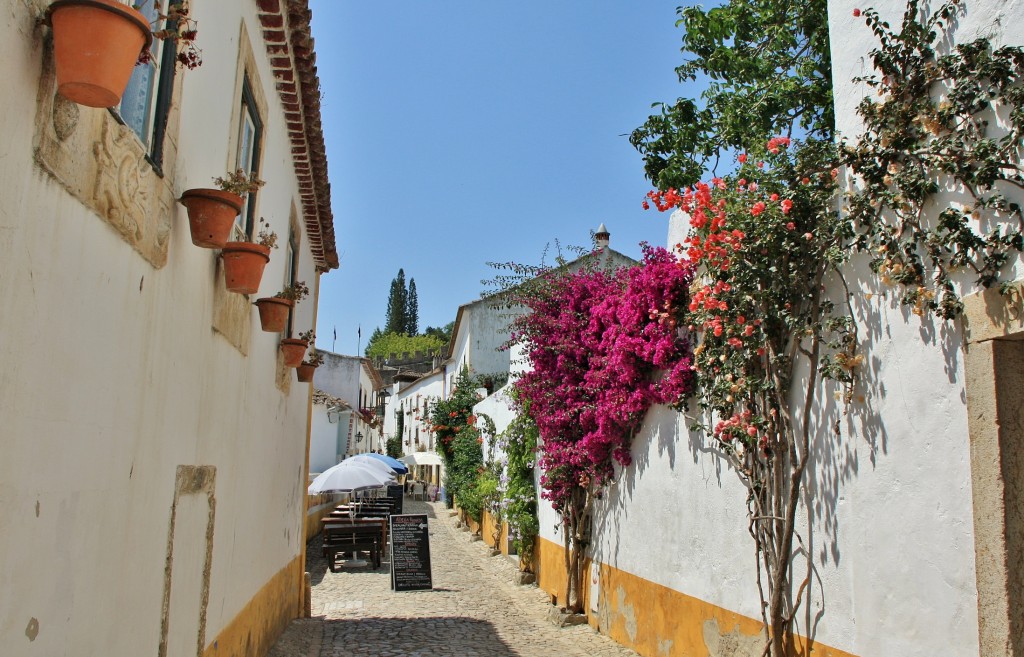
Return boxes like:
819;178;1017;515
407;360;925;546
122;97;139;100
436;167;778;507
389;514;432;591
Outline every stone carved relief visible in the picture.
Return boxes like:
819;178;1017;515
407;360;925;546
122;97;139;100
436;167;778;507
33;31;176;269
94;120;149;244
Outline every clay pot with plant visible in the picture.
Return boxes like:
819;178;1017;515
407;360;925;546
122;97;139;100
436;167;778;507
296;348;324;383
280;329;313;368
179;170;265;249
254;280;308;333
221;218;276;295
46;0;201;109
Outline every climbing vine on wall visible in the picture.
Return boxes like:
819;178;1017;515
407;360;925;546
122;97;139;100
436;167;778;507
497;246;696;613
845;0;1024;318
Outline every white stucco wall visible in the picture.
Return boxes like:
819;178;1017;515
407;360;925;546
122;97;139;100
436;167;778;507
0;1;327;654
393;372;444;454
310;404;344;474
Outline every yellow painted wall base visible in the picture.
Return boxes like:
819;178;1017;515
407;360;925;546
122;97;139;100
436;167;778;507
535;537;858;657
202;554;302;657
535;535;591;610
305;501;338;542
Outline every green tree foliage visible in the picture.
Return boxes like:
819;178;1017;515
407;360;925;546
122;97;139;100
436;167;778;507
428;367;481;461
630;0;834;190
406;278;419;335
445;427;484;517
364;332;445;359
385;269;409;334
385;434;402;459
423;321;454;345
500;401;539;568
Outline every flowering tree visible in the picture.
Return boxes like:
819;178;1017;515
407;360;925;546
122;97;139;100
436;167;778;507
640;1;1024;653
505;246;696;612
647;139;844;654
429;367;484;507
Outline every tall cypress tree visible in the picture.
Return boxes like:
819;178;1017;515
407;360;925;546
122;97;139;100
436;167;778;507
385;269;408;334
406;278;419;336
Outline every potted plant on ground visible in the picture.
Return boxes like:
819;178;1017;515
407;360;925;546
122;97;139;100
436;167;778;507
180;170;265;249
46;0;200;108
254;280;308;332
222;218;275;295
280;329;313;368
296;348;323;383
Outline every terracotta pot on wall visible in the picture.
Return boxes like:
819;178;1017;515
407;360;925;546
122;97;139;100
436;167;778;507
296;363;317;382
280;339;308;368
254;297;294;332
179;190;244;248
221;242;270;294
47;0;152;108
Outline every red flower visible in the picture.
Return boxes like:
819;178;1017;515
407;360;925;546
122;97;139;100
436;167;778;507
853;8;861;17
738;153;748;164
781;199;794;214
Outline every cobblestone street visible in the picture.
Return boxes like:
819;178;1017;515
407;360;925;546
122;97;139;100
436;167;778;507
267;500;637;657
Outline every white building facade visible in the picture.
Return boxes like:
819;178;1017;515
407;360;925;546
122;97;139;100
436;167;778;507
0;1;337;655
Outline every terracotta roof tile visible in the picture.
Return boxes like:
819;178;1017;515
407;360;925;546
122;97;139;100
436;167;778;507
258;0;339;270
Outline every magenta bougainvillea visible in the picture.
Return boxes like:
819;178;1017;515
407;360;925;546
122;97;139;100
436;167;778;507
509;245;697;514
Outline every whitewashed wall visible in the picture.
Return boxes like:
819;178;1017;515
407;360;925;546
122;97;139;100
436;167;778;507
0;1;324;654
533;3;1024;656
310;405;345;474
393;372;444;453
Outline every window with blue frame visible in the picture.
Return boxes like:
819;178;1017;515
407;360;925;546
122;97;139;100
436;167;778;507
116;0;178;170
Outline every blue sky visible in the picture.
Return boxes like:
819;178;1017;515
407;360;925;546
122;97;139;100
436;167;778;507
309;1;701;356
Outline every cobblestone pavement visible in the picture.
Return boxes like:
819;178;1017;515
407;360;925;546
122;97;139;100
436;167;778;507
267;500;638;657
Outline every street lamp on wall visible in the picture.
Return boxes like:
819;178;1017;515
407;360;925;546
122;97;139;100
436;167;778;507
355;431;364;444
376;388;391;417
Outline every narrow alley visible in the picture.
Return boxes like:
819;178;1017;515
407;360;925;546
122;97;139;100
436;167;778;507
267;500;637;657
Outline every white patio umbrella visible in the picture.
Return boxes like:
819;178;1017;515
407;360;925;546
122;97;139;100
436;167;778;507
345;453;401;475
399;451;444;466
308;461;396;494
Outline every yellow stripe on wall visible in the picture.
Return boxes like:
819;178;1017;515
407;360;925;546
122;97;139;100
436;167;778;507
202;554;302;657
533;537;858;657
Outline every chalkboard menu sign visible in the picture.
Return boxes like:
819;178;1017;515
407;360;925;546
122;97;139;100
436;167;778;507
389;514;432;591
387;484;404;515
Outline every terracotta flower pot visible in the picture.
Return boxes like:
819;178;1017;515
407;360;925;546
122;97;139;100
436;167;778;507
296;363;317;382
221;242;270;295
47;0;153;108
280;339;308;368
254;297;294;333
179;189;244;248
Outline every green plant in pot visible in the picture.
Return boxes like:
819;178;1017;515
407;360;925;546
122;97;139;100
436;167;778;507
296;347;324;383
255;280;308;333
281;329;313;368
221;217;275;295
180;170;265;249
